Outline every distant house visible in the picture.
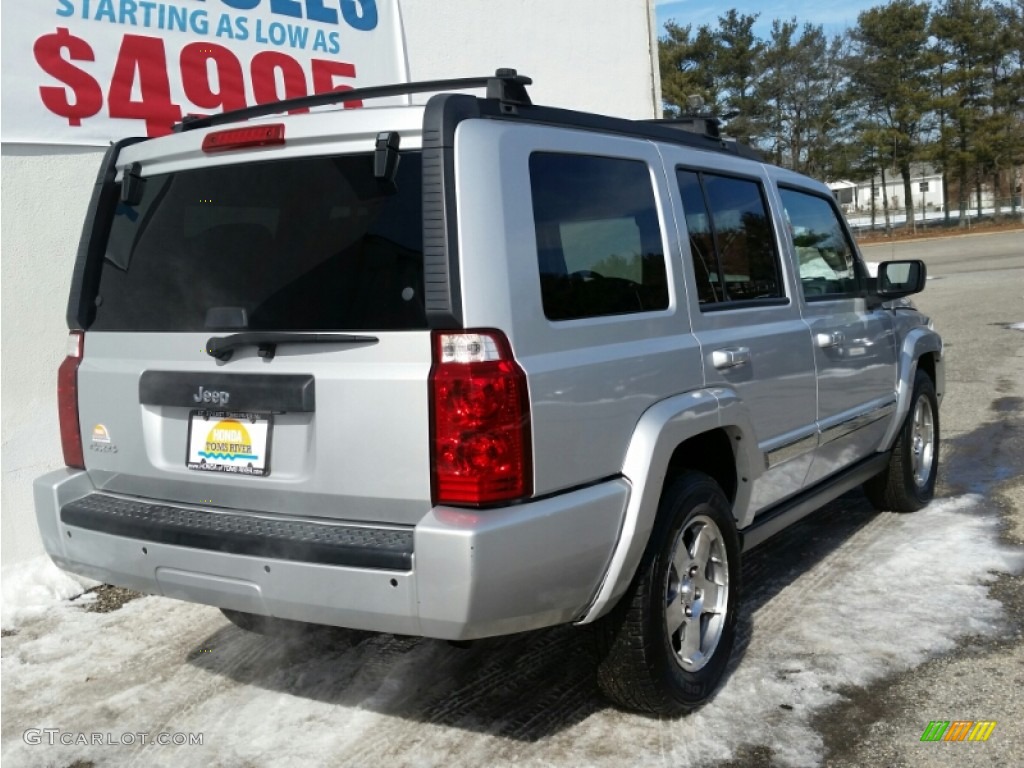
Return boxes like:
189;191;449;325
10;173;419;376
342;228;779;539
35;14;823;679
828;164;945;216
829;180;858;209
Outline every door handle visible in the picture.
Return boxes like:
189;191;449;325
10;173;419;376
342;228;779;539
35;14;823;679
712;347;751;370
816;331;845;349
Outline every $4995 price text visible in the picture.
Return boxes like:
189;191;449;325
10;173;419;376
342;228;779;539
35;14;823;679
34;27;361;137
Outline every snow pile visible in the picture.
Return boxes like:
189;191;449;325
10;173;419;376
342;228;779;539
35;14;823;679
1;496;1021;768
1;556;94;630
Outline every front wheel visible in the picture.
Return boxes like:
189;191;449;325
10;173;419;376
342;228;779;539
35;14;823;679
865;369;939;512
594;471;740;715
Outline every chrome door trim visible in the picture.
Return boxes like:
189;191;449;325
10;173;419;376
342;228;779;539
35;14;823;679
763;399;897;468
818;400;897;446
764;432;819;469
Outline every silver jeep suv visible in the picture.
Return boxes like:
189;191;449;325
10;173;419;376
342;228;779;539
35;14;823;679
35;70;943;715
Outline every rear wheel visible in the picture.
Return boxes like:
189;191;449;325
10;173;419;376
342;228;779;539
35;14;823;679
594;472;740;715
865;369;939;512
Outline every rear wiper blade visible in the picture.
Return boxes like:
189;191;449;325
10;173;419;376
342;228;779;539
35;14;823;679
206;332;378;361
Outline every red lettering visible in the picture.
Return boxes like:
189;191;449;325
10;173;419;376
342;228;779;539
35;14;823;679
33;31;371;136
108;35;182;137
33;28;103;127
311;59;361;107
251;51;308;113
180;42;246;114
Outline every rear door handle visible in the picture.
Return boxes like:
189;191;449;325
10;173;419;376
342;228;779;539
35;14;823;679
712;347;751;370
816;331;845;349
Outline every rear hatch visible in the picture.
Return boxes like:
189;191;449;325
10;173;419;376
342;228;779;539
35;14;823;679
75;118;433;526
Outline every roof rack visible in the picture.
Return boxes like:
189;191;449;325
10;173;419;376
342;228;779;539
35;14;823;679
174;68;532;132
646;116;723;140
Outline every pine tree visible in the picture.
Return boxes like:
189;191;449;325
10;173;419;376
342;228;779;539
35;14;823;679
851;1;933;229
714;10;763;145
659;21;719;117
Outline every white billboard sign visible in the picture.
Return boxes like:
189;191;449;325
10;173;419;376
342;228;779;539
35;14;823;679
1;0;409;145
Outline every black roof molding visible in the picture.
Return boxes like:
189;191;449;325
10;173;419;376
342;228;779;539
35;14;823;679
647;115;722;139
644;117;763;160
174;69;533;132
419;94;482;328
470;99;759;160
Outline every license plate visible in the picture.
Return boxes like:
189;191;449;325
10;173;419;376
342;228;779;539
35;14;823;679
187;411;272;476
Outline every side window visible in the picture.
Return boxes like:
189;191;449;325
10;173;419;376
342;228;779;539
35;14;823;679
676;169;783;307
677;170;721;304
779;187;860;299
529;153;668;321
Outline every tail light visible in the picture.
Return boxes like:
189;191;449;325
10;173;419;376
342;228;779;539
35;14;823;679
430;330;532;506
58;331;85;468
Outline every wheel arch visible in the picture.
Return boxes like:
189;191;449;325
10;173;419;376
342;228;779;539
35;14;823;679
665;430;738;504
576;388;759;624
879;327;944;451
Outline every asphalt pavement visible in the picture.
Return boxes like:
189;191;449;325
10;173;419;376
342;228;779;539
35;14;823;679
819;229;1024;768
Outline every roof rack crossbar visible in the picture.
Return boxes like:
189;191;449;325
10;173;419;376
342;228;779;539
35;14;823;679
174;69;532;132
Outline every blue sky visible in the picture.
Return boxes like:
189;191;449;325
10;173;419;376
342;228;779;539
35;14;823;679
654;1;881;38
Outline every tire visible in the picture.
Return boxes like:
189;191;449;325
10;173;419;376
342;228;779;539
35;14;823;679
864;369;939;512
594;471;741;715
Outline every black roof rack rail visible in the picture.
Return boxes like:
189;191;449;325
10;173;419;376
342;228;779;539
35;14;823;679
173;68;532;132
639;114;761;160
646;115;723;140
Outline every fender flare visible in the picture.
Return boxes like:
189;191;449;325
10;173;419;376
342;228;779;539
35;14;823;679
576;387;760;624
878;327;944;451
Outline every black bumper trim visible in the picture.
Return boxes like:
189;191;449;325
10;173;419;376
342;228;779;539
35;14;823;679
61;494;413;570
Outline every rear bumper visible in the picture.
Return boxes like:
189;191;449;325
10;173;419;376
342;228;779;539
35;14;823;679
34;469;629;640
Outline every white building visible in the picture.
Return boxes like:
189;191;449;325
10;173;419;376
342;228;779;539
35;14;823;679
828;164;946;218
1;1;662;565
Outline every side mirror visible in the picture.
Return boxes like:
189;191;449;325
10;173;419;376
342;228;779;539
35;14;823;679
876;260;927;300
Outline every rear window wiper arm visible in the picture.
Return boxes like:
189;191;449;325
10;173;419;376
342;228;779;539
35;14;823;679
206;332;378;361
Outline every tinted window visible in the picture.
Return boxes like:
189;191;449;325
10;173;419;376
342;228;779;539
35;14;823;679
92;153;425;331
677;170;721;304
779;188;860;298
676;170;783;307
530;153;668;320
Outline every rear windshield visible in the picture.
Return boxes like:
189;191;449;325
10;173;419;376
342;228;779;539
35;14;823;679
91;152;425;332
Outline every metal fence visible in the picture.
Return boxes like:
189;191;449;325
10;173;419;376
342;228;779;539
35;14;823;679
846;197;1024;236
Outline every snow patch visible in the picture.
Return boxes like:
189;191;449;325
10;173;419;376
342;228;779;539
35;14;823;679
674;495;1019;767
1;556;96;630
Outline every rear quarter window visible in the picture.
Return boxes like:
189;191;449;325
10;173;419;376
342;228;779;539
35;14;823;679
529;152;669;321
